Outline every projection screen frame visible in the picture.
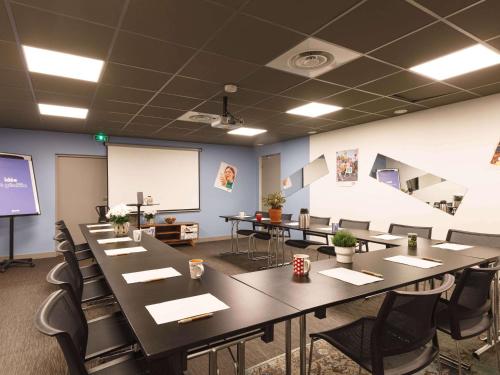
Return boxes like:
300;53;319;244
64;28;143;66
106;143;202;213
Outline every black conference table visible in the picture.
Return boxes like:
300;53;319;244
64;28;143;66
80;224;300;375
233;238;499;375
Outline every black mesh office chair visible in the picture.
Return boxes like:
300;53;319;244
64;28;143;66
233;211;269;260
56;220;91;252
436;266;500;374
56;240;102;280
308;274;455;375
389;223;433;239
338;218;370;252
55;224;94;261
34;290;145;375
446;229;500;248
285;216;330;255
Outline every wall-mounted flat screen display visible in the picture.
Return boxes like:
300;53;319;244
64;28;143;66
0;153;41;217
376;168;401;190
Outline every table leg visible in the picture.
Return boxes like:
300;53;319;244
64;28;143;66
237;341;245;375
209;348;218;375
220;220;248;256
285;320;292;375
300;315;307;375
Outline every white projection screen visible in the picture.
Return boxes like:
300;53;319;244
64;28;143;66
107;144;200;211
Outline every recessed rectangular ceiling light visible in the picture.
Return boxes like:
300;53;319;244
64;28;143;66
23;45;104;82
409;44;500;80
228;127;267;136
38;103;88;119
286;102;342;118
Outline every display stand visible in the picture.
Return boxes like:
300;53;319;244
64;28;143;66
0;216;35;273
126;203;160;228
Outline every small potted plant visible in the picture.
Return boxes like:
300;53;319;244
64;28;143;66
262;191;286;222
332;230;357;263
143;207;156;225
106;203;131;236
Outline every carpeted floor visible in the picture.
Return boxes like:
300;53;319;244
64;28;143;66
0;239;498;374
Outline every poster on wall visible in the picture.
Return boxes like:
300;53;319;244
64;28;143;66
491;140;500;166
336;149;358;186
214;162;237;192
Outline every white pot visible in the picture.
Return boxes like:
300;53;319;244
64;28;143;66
112;222;130;237
335;246;355;263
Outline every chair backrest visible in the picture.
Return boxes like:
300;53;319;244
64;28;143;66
58;224;77;250
54;231;66;243
370;274;455;375
388;223;433;239
281;213;292;221
47;252;84;306
339;218;370;230
310;216;330;225
447;266;499;339
446;229;500;248
56;241;84;278
34;289;89;375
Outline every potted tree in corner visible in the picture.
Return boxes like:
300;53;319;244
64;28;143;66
262;191;286;223
332;230;357;263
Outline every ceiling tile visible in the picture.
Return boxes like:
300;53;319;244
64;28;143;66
180;51;258;84
95;85;154;104
448;0;500;40
204;14;305;64
86;119;125;131
318;122;352;132
348;113;386;125
259;112;302;126
445;64;500;89
320;89;379;107
293;117;339;130
215;89;270;107
358;70;433;96
418;91;478;107
471;82;500;96
129;115;169;127
0;68;29;89
138;105;184;119
351;97;409;112
0;104;38;125
13;0;127;27
233;107;277;123
31;73;97;98
0;87;33;102
87;110;133;123
317;0;434;53
167;120;206;130
242;0;359;34
0;41;23;70
38;116;87;132
488;36;500;51
318;57;398;86
92;100;142;114
11;3;114;59
275;125;312;136
281;80;345;101
35;90;92;107
190;126;228;138
162;76;220;99
111;31;195;74
370;22;475;68
155;127;192;139
238;67;307;94
394;83;458;102
149;93;202;110
319;108;367;121
0;2;14;42
123;0;233;48
414;0;481;17
257;95;306;112
102;63;172;91
376;103;426;116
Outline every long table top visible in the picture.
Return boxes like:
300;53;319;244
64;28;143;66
80;224;300;365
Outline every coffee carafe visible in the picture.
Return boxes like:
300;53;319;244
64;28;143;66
95;205;109;223
299;208;310;229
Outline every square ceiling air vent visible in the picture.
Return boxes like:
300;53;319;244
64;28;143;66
177;111;220;124
266;37;361;78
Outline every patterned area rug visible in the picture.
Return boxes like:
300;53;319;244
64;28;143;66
246;339;496;375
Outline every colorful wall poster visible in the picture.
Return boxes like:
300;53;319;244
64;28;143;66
214;161;237;192
491;140;500;166
336;149;358;184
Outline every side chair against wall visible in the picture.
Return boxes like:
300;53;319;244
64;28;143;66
388;223;433;239
285;216;330;259
54;233;101;279
338;218;370;252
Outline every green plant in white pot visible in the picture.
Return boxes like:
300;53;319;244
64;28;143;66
332;230;357;263
106;203;131;236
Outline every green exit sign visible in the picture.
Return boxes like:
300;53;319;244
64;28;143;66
94;132;108;142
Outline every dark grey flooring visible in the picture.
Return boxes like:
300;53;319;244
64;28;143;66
0;239;498;374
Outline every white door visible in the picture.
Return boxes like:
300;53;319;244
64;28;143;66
56;155;107;244
260;153;281;209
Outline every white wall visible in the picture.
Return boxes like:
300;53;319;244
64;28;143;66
310;93;500;240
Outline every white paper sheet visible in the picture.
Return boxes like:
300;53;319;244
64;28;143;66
318;268;383;286
385;255;441;269
432;243;473;251
104;246;147;256
146;293;230;325
287;222;299;226
372;234;403;240
98;237;132;244
122;267;181;283
89;228;115;233
234;215;251;218
316;226;333;231
87;224;112;228
260;218;270;221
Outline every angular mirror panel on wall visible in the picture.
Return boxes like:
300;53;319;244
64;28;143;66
369;154;467;215
282;155;329;197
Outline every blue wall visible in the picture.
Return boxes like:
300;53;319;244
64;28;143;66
0;128;258;256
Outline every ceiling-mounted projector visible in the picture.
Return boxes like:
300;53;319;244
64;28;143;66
211;90;244;130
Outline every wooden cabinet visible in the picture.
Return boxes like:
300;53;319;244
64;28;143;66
141;222;199;246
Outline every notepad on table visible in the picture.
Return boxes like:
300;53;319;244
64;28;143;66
104;246;147;256
87;223;112;228
89;228;114;233
318;268;383;286
372;234;403;240
317;226;332;231
260;218;270;221
146;293;230;325
287;222;299;226
385;255;441;269
122;267;181;283
432;243;473;251
98;237;132;244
